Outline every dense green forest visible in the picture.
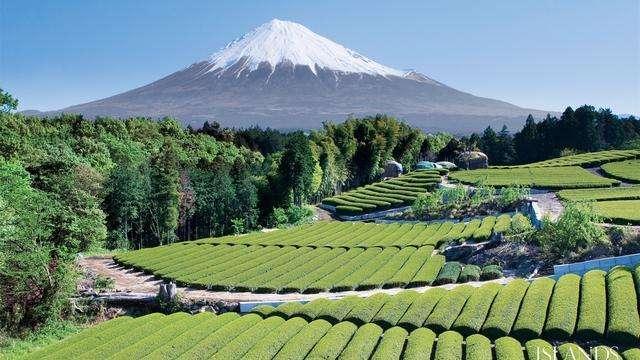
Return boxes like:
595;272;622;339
465;106;640;165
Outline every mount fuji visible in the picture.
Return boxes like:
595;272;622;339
55;19;550;132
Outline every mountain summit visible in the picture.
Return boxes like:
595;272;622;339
57;19;549;132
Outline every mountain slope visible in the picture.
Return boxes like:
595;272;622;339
57;19;550;132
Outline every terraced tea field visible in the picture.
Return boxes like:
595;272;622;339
25;311;636;360
252;265;640;345
557;186;640;201
449;166;620;189
114;217;514;292
493;149;640;168
322;169;444;214
593;200;640;225
24;265;640;359
601;159;640;183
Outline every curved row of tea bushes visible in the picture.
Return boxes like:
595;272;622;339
26;312;637;360
557;185;640;202
450;166;621;189
184;216;516;249
492;149;640;168
252;265;640;345
115;241;501;293
601;159;640;183
322;169;444;214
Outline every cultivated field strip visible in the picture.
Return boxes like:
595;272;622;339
190;216;516;249
322;169;445;214
252;265;640;345
493;149;640;168
25;312;638;359
601;159;640;183
593;200;640;225
449;166;621;189
557;186;640;202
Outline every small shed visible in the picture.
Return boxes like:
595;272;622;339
456;151;489;170
383;160;403;178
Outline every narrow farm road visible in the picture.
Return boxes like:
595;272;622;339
79;256;514;303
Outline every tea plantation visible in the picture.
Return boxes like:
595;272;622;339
601;159;640;183
24;264;640;359
114;217;514;293
493;149;640;168
321;169;444;214
448;166;620;189
557;186;640;201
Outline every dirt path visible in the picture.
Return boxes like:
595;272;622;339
529;191;564;221
79;256;513;303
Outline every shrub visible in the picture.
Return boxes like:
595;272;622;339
412;192;442;217
440;186;469;206
451;283;501;336
557;343;590;360
480;264;503;280
397;287;447;330
243;317;308;360
472;216;496;242
433;262;462;285
433;331;463;360
338;323;383;359
494;336;525;360
317;295;363;323
493;214;512;234
622;348;640;360
481;279;529;339
210;316;285;360
575;269;606;340
403;328;436;360
464;334;492;360
606;266;640;345
543;274;581;340
305;321;357;359
511;277;555;340
370;327;408;360
458;265;481;283
250;305;276;317
470;185;496;206
497;185;530;208
343;293;390;326
537;202;607;260
272;319;332;359
371;290;419;329
524;339;555;360
425;285;474;333
505;213;533;237
408;254;445;287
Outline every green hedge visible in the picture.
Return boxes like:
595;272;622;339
458;265;481;283
482;279;529;339
493;214;512;233
305;321;357;359
343;293;390;326
338;322;383;359
370;326;408;360
606;266;640;345
397;288;447;330
243;317;309;360
511;277;555;340
524;339;554;360
472;216;496;242
433;261;462;285
425;285;474;333
408;254;445;287
622;348;640;360
465;333;492;360
451;283;501;336
494;336;525;360
434;330;463;360
371;290;419;329
272;319;332;360
317;295;363;324
211;316;285;360
480;264;504;280
543;274;581;340
575;269;606;340
180;314;262;359
403;328;436;360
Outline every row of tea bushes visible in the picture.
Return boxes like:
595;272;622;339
557;186;640;202
252;265;640;345
115;243;492;293
190;215;519;249
449;166;620;189
492;149;640;168
25;311;639;359
601;159;640;183
322;169;444;214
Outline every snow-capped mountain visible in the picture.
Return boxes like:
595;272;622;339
57;19;550;132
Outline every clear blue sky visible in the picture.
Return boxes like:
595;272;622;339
2;0;638;115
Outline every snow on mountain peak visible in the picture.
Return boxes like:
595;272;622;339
206;19;404;77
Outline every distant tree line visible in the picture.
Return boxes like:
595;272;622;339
443;106;640;165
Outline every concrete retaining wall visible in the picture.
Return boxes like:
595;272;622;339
553;253;640;277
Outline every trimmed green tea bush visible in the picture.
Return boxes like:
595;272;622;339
524;339;555;360
575;269;606;340
338;323;383;360
433;261;462;285
458;265;481;283
557;343;590;360
306;321;357;359
243;317;309;360
273;319;333;360
606;266;640;345
403;328;436;360
434;330;463;360
482;279;529;339
425;285;474;333
543;274;581;340
370;326;408;360
511;277;555;340
494;336;525;360
371;290;418;329
480;264;503;280
397;288;447;330
451;283;501;336
465;334;492;360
